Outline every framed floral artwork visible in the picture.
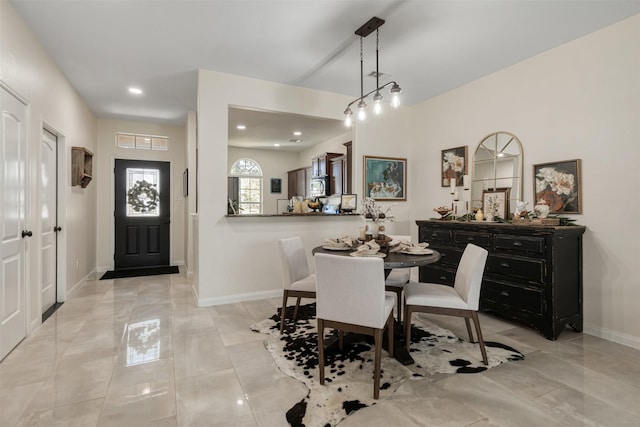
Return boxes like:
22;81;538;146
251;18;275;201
482;188;509;220
442;146;468;187
363;156;406;201
533;159;582;214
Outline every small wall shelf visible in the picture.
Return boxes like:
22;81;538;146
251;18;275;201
71;146;93;188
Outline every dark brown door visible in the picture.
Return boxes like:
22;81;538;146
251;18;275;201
114;159;170;269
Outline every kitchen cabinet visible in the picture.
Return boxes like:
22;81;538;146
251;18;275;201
312;152;342;177
287;167;308;198
330;155;347;195
416;220;586;340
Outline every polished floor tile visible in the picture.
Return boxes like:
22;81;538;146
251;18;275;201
2;270;639;426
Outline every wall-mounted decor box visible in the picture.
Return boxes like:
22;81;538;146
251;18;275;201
71;146;93;188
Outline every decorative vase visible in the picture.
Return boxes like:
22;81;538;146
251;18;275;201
475;209;484;221
365;214;374;240
377;213;386;239
534;199;550;218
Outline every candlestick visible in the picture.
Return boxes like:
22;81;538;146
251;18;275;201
463;174;470;190
450;179;456;194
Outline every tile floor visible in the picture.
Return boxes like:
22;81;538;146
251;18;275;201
1;270;639;426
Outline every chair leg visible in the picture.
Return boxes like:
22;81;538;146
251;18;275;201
280;292;288;333
293;296;302;320
338;330;344;350
464;317;475;343
395;289;403;324
387;313;394;357
373;328;382;399
404;306;412;352
318;318;325;385
471;311;488;365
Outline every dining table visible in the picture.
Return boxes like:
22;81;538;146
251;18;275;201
311;244;441;365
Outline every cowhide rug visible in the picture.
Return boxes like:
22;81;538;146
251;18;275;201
250;304;523;427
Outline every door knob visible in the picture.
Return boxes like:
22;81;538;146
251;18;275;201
21;230;33;238
54;226;62;232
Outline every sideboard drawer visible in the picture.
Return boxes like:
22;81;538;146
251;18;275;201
481;280;543;315
432;246;463;267
486;254;546;284
421;228;451;244
419;266;455;286
495;234;545;255
454;231;491;248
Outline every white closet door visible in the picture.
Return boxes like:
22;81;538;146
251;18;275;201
1;85;28;361
41;129;57;316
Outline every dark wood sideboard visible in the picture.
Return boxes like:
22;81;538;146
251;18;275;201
416;220;586;340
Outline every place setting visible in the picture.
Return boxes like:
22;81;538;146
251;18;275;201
349;240;386;258
321;235;356;251
388;239;433;255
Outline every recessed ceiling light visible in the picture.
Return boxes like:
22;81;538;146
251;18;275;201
273;143;280;147
128;87;143;95
293;131;302;136
237;124;246;130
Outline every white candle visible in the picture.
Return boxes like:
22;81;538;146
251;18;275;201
463;175;470;190
450;179;456;193
453;191;459;201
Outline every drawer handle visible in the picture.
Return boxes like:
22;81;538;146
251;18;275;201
431;233;438;239
439;276;447;281
500;291;510;297
467;237;475;241
512;241;523;247
440;253;447;257
500;262;510;268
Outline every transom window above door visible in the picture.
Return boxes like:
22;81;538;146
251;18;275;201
117;133;168;151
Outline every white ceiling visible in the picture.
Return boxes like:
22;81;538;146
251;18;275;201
11;0;640;146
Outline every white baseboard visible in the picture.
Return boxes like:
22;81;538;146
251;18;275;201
66;269;97;298
583;323;640;350
198;289;281;307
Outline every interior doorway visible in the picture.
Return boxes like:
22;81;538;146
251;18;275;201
114;159;171;270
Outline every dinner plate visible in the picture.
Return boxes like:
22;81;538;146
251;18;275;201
350;252;386;258
322;245;352;251
399;249;434;255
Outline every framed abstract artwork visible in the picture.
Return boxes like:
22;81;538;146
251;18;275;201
442;146;468;187
533;159;582;214
363;156;407;201
482;188;510;220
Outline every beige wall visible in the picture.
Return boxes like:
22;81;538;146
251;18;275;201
195;70;414;305
1;1;97;330
409;14;640;348
95;119;186;271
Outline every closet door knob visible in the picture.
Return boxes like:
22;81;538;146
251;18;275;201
22;230;33;238
54;226;62;232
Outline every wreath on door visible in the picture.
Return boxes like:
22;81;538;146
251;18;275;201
127;180;159;213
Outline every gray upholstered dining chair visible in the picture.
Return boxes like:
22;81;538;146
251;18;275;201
315;252;395;399
403;243;489;364
385;234;411;323
277;237;316;333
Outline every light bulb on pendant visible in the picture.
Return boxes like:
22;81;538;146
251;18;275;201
357;99;367;121
390;83;401;108
344;107;353;127
372;91;383;115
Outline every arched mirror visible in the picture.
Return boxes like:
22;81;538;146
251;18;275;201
471;131;523;215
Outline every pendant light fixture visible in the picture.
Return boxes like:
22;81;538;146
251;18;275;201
343;17;402;127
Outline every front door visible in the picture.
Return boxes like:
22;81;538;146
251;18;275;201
114;159;170;269
1;85;28;360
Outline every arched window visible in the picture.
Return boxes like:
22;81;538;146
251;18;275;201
230;158;263;214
